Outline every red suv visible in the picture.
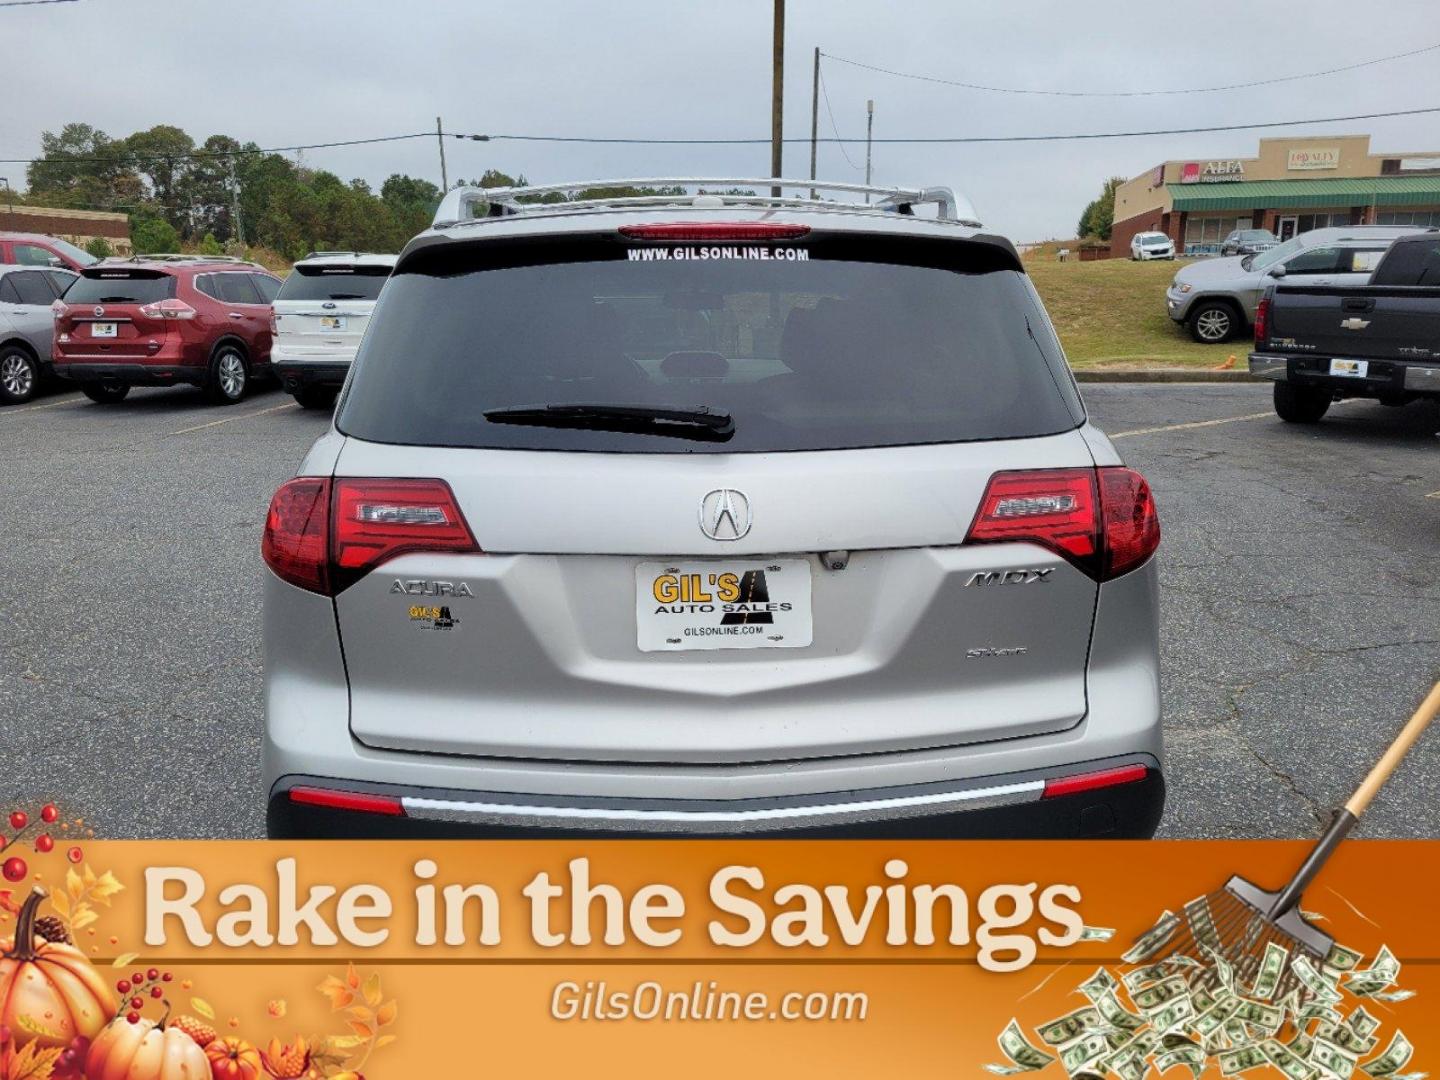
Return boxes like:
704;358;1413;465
52;256;281;405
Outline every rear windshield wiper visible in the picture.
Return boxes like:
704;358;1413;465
483;403;734;441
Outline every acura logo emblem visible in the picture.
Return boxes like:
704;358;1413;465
699;489;752;541
94;306;105;317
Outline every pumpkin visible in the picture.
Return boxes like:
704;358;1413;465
0;888;115;1049
86;1013;211;1080
206;1035;265;1080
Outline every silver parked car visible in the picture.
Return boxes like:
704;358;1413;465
0;264;77;404
261;178;1164;839
1166;225;1419;343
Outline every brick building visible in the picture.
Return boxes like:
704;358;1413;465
0;204;131;255
1110;135;1440;258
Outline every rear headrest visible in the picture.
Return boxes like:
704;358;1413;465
660;351;729;379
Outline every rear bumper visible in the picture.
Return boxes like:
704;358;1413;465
1249;352;1440;396
273;359;350;392
267;756;1165;839
52;361;205;387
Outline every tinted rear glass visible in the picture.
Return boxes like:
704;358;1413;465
337;237;1083;453
66;271;175;305
1371;240;1440;286
278;264;391;301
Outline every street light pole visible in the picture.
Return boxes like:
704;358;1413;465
809;47;819;199
770;0;785;197
436;116;449;192
864;99;874;200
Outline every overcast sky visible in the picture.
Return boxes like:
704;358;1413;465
6;0;1440;240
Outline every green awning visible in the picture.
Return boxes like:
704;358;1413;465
1168;175;1440;212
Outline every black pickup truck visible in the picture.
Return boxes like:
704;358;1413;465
1249;230;1440;422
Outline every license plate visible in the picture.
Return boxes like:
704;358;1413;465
636;559;812;651
1329;359;1368;378
319;316;347;331
90;322;117;338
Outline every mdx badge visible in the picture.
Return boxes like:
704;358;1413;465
699;489;752;541
965;569;1054;587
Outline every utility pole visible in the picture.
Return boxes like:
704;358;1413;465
770;0;784;197
436;116;449;192
0;177;10;223
864;99;874;200
227;156;245;249
809;47;819;199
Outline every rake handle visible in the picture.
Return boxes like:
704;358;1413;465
1271;680;1440;918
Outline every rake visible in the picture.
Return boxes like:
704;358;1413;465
1129;680;1440;1004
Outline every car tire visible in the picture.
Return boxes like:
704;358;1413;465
1273;382;1331;424
1188;301;1237;343
293;384;338;411
205;344;248;405
0;345;39;405
81;381;130;404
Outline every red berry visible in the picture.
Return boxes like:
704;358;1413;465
161;972;173;982
147;967;159;981
126;1012;140;1024
35;834;54;853
150;986;163;999
116;980;130;993
1;857;26;882
66;846;83;864
130;996;143;1010
8;811;26;831
41;804;59;824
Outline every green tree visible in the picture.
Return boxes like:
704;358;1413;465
120;124;195;233
198;232;224;256
1077;176;1125;241
85;236;113;259
130;213;181;255
26;123;142;211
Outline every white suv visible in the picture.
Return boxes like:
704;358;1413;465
1130;232;1175;261
271;252;396;409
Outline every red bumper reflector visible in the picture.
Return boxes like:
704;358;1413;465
619;222;811;242
1042;764;1149;800
287;787;405;816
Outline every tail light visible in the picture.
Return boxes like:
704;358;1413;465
287;786;405;816
51;299;66;322
619;223;811;242
966;467;1159;581
262;477;479;596
269;311;279;335
1042;764;1149;799
138;298;197;320
1254;296;1270;347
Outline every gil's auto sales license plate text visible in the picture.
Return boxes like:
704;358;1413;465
635;559;813;651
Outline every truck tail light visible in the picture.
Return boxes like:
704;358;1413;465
1254;297;1271;347
966;468;1159;581
270;311;279;335
138;298;197;320
262;477;480;596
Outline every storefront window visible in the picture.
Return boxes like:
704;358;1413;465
1377;210;1440;227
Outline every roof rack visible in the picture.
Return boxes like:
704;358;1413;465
432;178;980;229
123;253;249;264
304;250;363;259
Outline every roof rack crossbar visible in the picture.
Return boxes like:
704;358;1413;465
432;178;979;228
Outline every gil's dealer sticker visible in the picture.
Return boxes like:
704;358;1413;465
635;559;813;651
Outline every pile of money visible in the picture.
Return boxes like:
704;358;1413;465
986;906;1421;1080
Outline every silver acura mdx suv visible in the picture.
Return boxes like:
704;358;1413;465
262;178;1164;839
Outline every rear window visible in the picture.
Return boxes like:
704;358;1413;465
1371;240;1440;286
277;264;391;301
65;270;176;305
337;236;1084;453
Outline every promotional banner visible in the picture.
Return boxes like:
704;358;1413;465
0;827;1434;1077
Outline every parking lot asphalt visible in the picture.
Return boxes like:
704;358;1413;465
2;381;1437;840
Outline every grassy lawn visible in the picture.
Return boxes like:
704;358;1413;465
1025;256;1240;369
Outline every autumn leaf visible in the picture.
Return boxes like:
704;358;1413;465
70;907;98;932
344;962;360;990
346;1021;373;1041
374;1034;398;1050
3;1041;63;1080
361;972;382;1008
324;1035;366;1052
90;871;124;906
82;864;97;889
14;1014;64;1041
46;892;68;919
375;1000;397;1027
345;1006;372;1023
191;998;216;1020
65;869;83;902
317;975;354;1011
111;952;138;968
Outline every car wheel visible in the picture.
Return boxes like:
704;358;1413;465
293;384;338;411
206;344;248;405
1188;302;1236;343
0;346;39;405
81;380;130;404
1273;382;1331;424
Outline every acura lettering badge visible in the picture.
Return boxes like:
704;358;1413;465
699;489;752;541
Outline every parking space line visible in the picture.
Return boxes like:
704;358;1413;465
2;394;84;414
1427;492;1440;500
170;401;296;435
1109;411;1275;439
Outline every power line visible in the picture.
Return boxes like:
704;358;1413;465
816;64;861;170
472;104;1440;145
0;0;79;7
0;132;433;165
820;41;1440;98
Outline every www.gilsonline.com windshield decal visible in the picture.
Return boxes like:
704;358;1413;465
626;246;812;261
